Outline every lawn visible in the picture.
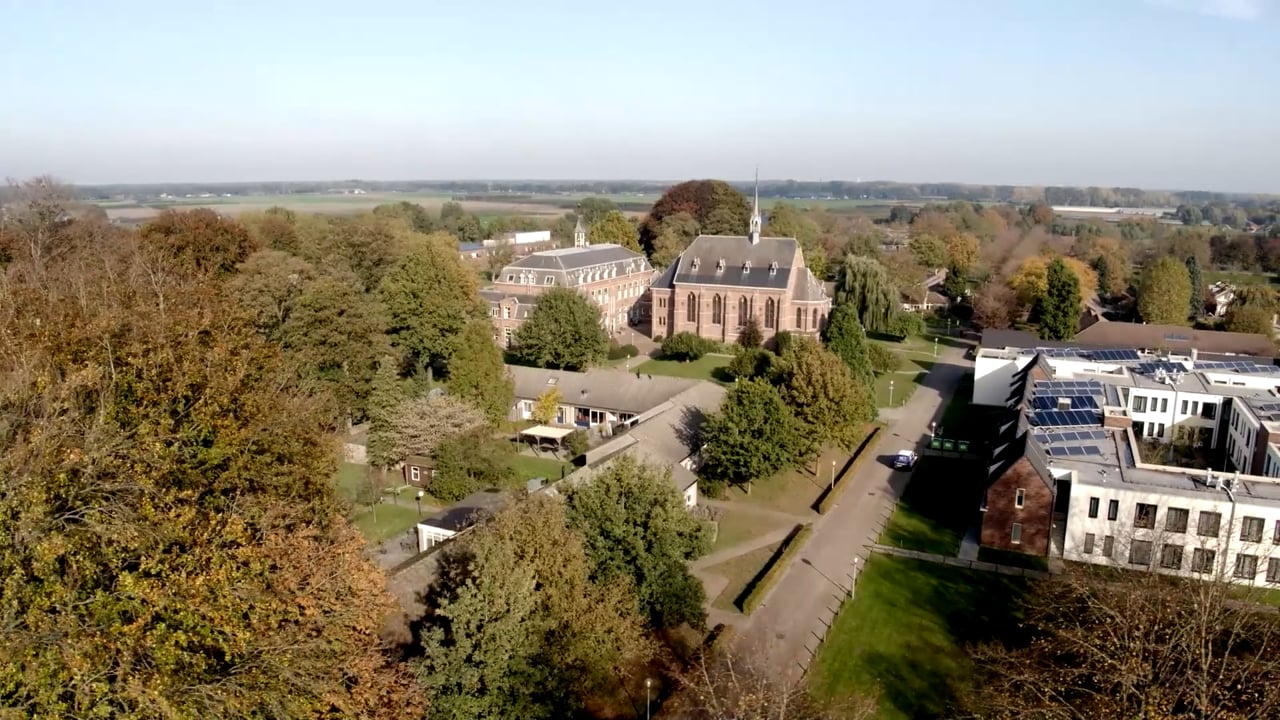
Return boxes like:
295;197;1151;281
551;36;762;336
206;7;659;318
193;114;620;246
333;461;368;504
808;555;1029;719
711;507;793;553
721;445;852;516
1204;269;1279;286
352;503;421;545
873;371;923;409
509;453;571;483
706;542;783;612
879;457;984;556
978;547;1050;571
634;354;733;384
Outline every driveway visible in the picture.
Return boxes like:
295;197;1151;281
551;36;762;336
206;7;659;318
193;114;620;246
728;341;974;678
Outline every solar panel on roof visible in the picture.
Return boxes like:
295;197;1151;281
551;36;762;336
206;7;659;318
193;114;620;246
1135;361;1184;375
1092;349;1140;362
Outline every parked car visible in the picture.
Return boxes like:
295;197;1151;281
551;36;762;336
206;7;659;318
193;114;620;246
892;449;918;470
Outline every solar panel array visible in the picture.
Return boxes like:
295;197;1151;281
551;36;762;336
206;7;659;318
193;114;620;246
1031;409;1100;427
1034;381;1103;392
1034;429;1109;444
1091;349;1141;362
1255;402;1280;413
1046;445;1104;458
1032;395;1099;410
1135;361;1186;375
1197;360;1280;374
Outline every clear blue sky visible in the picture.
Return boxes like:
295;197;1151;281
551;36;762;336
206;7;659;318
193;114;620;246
2;0;1277;191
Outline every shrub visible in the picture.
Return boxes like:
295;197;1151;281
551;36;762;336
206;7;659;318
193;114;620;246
563;429;590;458
739;524;812;613
662;332;714;361
867;343;901;373
772;330;796;355
727;347;774;381
606;342;640;360
885;311;927;338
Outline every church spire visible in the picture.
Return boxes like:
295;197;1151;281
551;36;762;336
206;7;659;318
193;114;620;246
573;215;587;248
748;167;761;245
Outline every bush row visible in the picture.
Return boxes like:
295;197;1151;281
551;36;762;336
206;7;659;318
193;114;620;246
815;425;883;514
738;523;814;614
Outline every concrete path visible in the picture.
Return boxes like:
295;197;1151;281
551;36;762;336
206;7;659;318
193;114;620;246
727;341;974;680
958;525;981;561
701;498;813;524
692;526;797;570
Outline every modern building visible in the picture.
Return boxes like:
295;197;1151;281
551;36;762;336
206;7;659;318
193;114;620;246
975;330;1280;586
481;219;656;347
648;185;830;345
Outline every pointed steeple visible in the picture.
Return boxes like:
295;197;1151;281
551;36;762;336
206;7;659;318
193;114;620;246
573;215;587;248
748;167;761;245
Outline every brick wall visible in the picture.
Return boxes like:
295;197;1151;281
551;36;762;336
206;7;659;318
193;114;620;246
981;457;1054;555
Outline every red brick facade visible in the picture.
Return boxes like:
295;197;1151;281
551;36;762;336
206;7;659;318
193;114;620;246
981;457;1054;555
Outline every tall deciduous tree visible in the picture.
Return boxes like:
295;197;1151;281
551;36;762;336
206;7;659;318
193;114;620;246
575;197;619;226
945;232;980;270
138;208;260;275
972;282;1018;329
822;302;875;387
1033;258;1082;341
365;355;404;474
1008;256;1097;310
229;249;318;340
511;288;609;370
651;211;701;267
298;215;404;292
1224;286;1278;338
446;318;514;424
641;180;751;253
1185;255;1204;318
1138;255;1193;326
700;379;807;491
766;202;827;279
564;455;711;630
380;231;484;375
588;210;641;251
417;496;653;720
908;233;949;268
836;255;897;333
776;337;875;448
386;394;489;464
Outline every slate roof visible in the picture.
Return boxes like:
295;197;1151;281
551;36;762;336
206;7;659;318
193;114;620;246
508;365;700;415
479;289;539;319
420;488;510;532
661;235;801;290
504;244;645;272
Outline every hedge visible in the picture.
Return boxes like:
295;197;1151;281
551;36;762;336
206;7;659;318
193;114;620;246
815;424;884;515
739;523;813;615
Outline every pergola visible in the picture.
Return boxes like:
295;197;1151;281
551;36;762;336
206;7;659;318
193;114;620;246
518;425;575;450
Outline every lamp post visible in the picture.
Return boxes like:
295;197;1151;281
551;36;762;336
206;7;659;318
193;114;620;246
645;678;652;720
415;489;424;518
931;421;937;438
889;380;895;407
830;459;836;490
851;556;860;600
933;336;938;358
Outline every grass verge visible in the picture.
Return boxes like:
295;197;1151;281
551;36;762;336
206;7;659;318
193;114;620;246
352;504;421;545
708;544;782;613
816;425;883;514
740;524;812;614
710;507;793;553
879;457;983;556
509;454;570;482
634;354;733;384
721;446;848;516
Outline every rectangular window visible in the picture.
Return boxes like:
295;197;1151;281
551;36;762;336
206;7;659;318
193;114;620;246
1268;558;1280;584
1165;507;1189;533
1160;398;1168;413
1011;523;1023;545
1103;535;1115;558
1088;497;1100;519
1083;533;1096;554
1129;539;1153;566
1241;516;1265;543
1198;511;1222;537
1192;548;1216;574
1180;400;1188;414
1107;499;1119;521
1156;423;1165;438
1159;544;1184;570
1235;554;1259;580
502;306;511;319
410;466;420;482
1192;401;1200;415
1202;403;1217;419
1133;396;1148;412
1015;488;1026;509
1274;520;1280;545
1134;503;1157;529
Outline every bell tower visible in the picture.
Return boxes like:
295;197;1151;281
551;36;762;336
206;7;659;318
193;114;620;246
573;215;587;248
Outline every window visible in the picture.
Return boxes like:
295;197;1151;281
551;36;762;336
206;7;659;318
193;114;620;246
1011;522;1023;545
1268;558;1280;583
1202;403;1217;419
1133;396;1148;412
1235;554;1259;580
1088;497;1100;519
812;308;819;329
410;466;420;482
796;307;804;329
1242;516;1266;543
1134;503;1157;529
712;295;723;324
1198;511;1222;537
686;293;697;323
1191;401;1200;415
1083;533;1096;554
1102;535;1115;558
1129;539;1153;566
1165;507;1189;533
502;306;511;319
764;298;776;329
1192;548;1216;573
1160;398;1168;413
544;275;553;285
505;274;514;282
738;297;749;325
1181;400;1188;414
503;328;513;347
1156;423;1165;438
1160;544;1184;570
1107;499;1119;521
1274;520;1280;545
1015;488;1026;509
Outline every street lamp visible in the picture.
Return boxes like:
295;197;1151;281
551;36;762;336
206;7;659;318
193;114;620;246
851;556;860;600
930;421;936;438
415;489;424;517
645;678;652;720
830;459;836;490
933;336;938;358
889;380;895;407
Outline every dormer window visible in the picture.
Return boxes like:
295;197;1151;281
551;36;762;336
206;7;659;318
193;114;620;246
769;261;778;275
716;258;726;272
743;261;751;274
544;275;554;285
506;274;514;282
691;257;700;271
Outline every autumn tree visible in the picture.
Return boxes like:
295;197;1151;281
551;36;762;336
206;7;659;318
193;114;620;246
228;249;317;340
972;282;1018;329
822;301;875;386
1138;255;1193;325
511;287;609;370
651;211;701;267
1186;254;1204;318
416;495;652;720
835;255;897;333
641;179;751;252
700;379;807;492
1224;286;1278;338
945;232;980;270
445;318;514;424
138;208;259;275
908;233;949;268
1033;258;1082;341
672;647;875;720
775;336;875;448
297;214;404;292
532;387;562;425
380;231;484;375
0;231;420;717
1008;255;1097;310
587;209;640;251
564;455;711;630
386;393;489;464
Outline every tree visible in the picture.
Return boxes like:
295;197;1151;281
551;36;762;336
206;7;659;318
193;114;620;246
727;347;774;381
372;200;437;233
511;288;609;370
941;262;967;298
885;310;927;338
430;430;515;502
138;208;259;275
766;202;827;279
671;647;875;720
365;355;403;475
576;196;619;226
588;209;641;251
380;231;484;374
1033;258;1082;340
1092;253;1112;299
700;379;807;491
446;318;514;424
1008;256;1097;310
651;211;701;267
663;331;716;361
296;214;404;292
908;233;948;268
228;249;318;340
822;302;874;386
738;315;764;349
417;495;652;720
836;255;897;333
972;282;1018;329
438;201;483;244
776;337;875;448
866;343;901;373
1138;255;1193;325
386;393;489;464
1186;255;1204;318
0;232;421;717
532;387;562;425
1224;286;1278;338
641;180;751;253
484;238;515;280
945;232;980;270
564;455;711;630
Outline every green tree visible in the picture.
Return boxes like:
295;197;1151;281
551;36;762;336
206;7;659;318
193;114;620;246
908;233;948;268
867;343;901;373
417;496;652;720
228;249;317;340
532;387;562;425
1224;286;1278;338
641;180;751;253
836;255;897;333
1092;254;1112;299
651;211;701;267
575;197;619;225
380;231;484;375
588;210;641;251
822;302;874;386
511;288;609;370
700;379;807;492
446;318;514;424
564;455;711;630
727;347;774;381
766;202;827;279
296;214;404;292
662;331;714;361
372;200;437;233
776;337;875;448
430;430;515;502
1138;255;1193;326
738;315;764;349
1034;257;1082;340
365;355;404;474
1185;255;1204;318
439;201;483;244
941;261;967;298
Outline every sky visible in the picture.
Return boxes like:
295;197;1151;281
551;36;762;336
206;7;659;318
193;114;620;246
1;0;1278;191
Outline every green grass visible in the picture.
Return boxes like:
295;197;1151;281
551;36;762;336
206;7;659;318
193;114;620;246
809;555;1029;719
633;354;733;384
707;543;783;612
1204;269;1279;286
873;371;923;408
332;462;369;504
978;547;1049;571
352;503;421;544
711;507;793;553
879;457;984;556
722;446;850;516
509;454;571;482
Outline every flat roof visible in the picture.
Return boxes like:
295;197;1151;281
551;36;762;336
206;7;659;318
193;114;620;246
519;425;574;440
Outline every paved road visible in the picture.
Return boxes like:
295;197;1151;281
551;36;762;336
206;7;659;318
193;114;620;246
730;341;973;679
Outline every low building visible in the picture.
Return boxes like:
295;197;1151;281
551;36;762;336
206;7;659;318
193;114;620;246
508;364;700;429
415;488;511;552
899;268;949;313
